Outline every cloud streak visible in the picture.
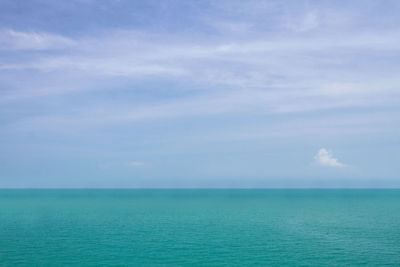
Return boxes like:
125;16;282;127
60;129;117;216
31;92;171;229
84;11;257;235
128;161;146;167
0;29;75;50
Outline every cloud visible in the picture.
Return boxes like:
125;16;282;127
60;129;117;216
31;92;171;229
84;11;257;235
0;29;75;50
1;2;400;140
100;161;147;169
314;148;345;167
127;161;146;167
285;12;319;32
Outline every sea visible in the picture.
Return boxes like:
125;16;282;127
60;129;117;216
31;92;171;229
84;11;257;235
0;189;399;266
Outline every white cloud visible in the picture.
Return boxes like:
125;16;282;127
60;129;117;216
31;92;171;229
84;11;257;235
314;148;345;167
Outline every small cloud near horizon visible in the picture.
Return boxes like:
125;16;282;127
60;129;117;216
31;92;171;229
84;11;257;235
101;161;147;168
128;161;146;167
314;148;346;167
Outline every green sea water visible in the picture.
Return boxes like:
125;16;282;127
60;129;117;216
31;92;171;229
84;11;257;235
0;189;399;266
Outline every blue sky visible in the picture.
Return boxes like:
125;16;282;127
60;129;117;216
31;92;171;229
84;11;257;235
0;0;399;188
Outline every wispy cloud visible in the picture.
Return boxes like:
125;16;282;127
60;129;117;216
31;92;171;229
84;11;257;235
285;12;319;32
127;161;146;167
2;27;400;112
0;29;75;50
101;161;147;169
314;148;346;168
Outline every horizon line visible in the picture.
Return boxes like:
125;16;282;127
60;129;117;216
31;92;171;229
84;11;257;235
1;187;400;189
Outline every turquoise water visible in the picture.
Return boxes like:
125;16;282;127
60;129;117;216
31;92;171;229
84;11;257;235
0;189;399;266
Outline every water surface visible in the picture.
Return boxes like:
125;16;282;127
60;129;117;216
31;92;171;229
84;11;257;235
0;189;399;266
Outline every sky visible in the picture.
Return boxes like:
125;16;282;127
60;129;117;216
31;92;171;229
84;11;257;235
0;0;399;188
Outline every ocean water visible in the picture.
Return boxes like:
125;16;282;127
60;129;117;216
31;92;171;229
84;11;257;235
0;189;399;266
